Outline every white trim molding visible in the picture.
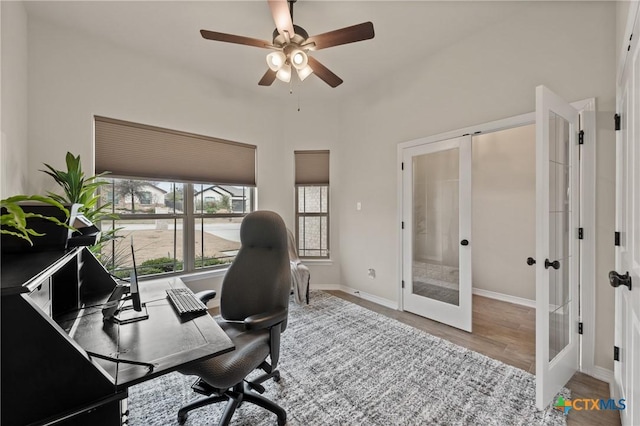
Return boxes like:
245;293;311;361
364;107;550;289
472;288;536;308
586;366;615;396
311;284;398;310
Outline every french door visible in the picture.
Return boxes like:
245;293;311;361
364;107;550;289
614;4;640;425
402;135;472;332
534;85;580;410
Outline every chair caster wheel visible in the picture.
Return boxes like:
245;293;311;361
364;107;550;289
273;372;281;383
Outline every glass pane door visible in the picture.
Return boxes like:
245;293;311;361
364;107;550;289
535;85;580;410
548;111;572;361
402;135;472;332
412;148;460;306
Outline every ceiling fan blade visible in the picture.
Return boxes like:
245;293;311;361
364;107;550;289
306;22;375;51
268;0;295;38
307;56;343;88
258;69;277;86
200;29;273;49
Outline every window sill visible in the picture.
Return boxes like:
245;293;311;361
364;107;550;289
179;267;229;282
300;259;333;266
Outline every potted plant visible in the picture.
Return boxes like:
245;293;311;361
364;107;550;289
41;152;115;224
41;152;121;256
1;195;70;245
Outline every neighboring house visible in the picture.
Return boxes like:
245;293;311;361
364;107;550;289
195;185;248;214
104;183;168;211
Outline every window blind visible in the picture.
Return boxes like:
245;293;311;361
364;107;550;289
294;150;330;185
94;116;256;185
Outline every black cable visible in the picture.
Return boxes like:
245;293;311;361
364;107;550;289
86;351;155;371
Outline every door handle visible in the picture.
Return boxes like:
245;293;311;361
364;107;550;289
460;239;469;246
527;257;536;266
609;271;632;290
544;259;560;270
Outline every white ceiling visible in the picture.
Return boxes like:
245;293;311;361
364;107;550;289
24;1;528;100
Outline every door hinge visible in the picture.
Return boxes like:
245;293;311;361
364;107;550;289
578;228;584;240
615;114;621;131
401;162;404;170
402;280;405;289
578;130;584;145
578;322;583;335
614;346;620;362
615;231;621;246
401;221;404;229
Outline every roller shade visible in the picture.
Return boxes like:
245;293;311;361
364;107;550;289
95;116;256;185
295;150;330;185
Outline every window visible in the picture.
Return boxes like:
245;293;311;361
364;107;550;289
139;191;152;205
296;186;329;258
295;150;330;259
95;116;256;278
100;178;255;278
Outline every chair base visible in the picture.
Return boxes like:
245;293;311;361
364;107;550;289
177;376;286;426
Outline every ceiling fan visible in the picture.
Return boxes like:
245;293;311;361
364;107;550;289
200;0;375;88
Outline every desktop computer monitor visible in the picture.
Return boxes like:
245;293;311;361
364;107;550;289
102;237;146;323
129;238;142;312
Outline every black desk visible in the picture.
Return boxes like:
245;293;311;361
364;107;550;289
1;248;233;425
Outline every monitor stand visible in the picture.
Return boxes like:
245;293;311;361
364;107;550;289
111;300;149;325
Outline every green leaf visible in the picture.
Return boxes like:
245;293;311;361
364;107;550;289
0;228;34;245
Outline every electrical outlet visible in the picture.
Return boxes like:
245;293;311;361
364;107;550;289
367;268;376;279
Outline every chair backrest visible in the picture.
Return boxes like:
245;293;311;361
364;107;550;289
220;211;291;321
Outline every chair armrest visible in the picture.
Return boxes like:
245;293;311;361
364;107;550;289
194;290;217;304
244;308;287;331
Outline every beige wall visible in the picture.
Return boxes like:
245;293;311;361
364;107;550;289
338;1;616;370
1;1;29;197
472;125;536;301
24;14;342;293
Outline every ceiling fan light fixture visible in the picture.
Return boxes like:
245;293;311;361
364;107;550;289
290;49;308;69
296;65;313;81
266;51;286;71
276;63;292;83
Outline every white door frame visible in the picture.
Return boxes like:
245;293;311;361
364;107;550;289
397;97;596;372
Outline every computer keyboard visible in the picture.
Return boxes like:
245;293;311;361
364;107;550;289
166;288;208;317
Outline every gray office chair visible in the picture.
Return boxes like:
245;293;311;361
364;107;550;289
177;211;291;426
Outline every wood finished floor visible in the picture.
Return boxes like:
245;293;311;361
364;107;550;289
326;290;620;426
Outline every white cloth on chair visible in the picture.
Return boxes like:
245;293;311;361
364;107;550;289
287;229;310;305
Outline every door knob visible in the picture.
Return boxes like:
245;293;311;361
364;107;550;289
460;239;469;246
609;271;632;290
527;257;536;266
544;259;560;270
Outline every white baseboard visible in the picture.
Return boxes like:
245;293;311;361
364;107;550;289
311;284;398;310
585;366;615;396
472;288;536;308
313;284;530;310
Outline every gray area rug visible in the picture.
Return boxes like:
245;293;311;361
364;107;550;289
128;291;567;425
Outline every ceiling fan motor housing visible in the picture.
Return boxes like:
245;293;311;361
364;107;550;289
272;25;309;46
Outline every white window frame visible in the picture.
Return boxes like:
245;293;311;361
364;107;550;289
295;184;330;259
